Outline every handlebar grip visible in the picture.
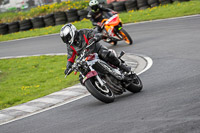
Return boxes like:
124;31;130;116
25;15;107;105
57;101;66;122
65;68;73;78
68;68;73;75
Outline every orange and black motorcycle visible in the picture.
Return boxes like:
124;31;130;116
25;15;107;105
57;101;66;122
100;13;133;45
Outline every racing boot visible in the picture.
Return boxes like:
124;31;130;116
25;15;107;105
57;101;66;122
107;50;131;73
100;49;131;73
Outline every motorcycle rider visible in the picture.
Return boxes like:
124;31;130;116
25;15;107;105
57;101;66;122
87;0;117;33
60;23;131;78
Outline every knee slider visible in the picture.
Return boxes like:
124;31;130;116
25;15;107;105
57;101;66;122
99;49;110;61
107;49;117;58
107;49;120;66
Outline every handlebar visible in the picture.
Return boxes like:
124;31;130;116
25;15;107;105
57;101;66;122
86;40;96;49
65;40;96;78
64;68;73;78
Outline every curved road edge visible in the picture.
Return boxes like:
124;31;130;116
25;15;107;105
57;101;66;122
0;53;153;126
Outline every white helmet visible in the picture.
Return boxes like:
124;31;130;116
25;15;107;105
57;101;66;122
60;23;77;45
89;0;99;12
89;0;99;6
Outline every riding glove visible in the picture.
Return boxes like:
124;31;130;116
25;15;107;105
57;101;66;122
64;61;73;75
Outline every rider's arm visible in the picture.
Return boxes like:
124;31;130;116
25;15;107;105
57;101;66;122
85;29;103;43
87;11;98;26
67;45;77;63
100;5;113;12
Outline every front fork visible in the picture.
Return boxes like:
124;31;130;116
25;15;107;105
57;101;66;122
82;66;105;87
114;27;123;40
89;66;105;86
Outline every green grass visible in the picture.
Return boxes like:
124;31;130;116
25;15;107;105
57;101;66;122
120;0;200;23
0;55;79;110
0;0;200;42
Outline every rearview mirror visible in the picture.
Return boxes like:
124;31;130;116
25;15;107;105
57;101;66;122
118;51;125;59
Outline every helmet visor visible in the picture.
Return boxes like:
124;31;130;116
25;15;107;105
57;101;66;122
62;33;72;45
91;5;98;11
66;34;73;45
66;34;72;41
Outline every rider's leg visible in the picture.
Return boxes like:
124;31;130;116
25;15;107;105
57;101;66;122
96;44;131;72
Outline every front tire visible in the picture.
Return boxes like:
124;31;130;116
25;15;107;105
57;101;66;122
85;77;115;103
119;28;133;45
126;74;143;93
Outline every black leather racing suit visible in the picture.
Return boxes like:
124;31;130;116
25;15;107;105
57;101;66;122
66;29;120;68
87;5;113;32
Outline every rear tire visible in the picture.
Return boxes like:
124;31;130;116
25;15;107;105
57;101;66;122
85;77;115;103
126;75;143;93
119;28;133;45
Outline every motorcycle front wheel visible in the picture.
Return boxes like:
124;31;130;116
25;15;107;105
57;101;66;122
119;28;133;45
126;74;143;93
85;77;115;103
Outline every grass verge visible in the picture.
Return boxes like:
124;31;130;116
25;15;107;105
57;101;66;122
0;0;200;42
0;55;79;110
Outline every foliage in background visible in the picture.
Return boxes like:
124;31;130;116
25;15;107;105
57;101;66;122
0;0;89;23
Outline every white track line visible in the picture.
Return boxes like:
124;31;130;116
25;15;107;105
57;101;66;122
0;93;90;126
0;53;153;126
1;13;194;126
137;56;153;75
0;53;67;59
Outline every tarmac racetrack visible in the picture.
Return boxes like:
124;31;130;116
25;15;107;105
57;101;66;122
0;15;200;133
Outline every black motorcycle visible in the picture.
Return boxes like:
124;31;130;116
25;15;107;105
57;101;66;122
66;42;142;103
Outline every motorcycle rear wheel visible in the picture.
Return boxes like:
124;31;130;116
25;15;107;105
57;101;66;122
119;29;133;45
126;75;143;93
85;77;115;103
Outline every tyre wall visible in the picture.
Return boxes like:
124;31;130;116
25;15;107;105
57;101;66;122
43;14;55;27
0;23;8;35
19;19;33;31
125;0;138;11
54;11;67;25
8;22;19;33
66;9;79;22
31;17;45;29
78;9;89;20
0;0;191;35
112;1;126;12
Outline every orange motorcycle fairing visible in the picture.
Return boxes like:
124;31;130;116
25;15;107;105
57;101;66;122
101;15;121;39
104;14;121;26
100;14;133;45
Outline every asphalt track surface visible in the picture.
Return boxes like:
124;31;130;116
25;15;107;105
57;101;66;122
0;15;200;133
